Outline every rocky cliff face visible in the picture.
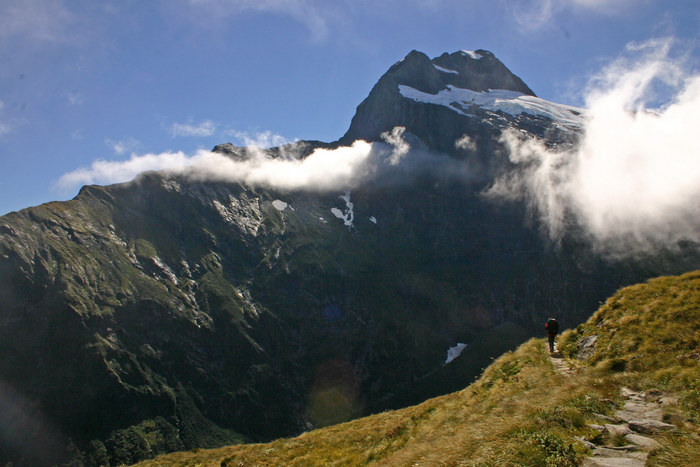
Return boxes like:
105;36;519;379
0;50;698;466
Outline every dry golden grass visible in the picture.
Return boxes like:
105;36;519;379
134;271;700;467
135;341;592;466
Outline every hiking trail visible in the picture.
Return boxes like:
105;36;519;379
546;343;675;467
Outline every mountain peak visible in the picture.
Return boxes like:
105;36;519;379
386;49;535;96
340;48;538;147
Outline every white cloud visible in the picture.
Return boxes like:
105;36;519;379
105;137;140;155
170;119;217;138
511;0;556;31
455;134;477;152
55;151;195;191
185;0;468;41
381;126;410;165
187;141;377;189
570;0;644;12
56;126;462;194
510;0;647;31
188;0;330;41
55;142;376;193
487;38;700;256
227;130;294;148
0;0;76;44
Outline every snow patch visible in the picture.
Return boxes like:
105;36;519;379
369;216;377;224
461;50;483;60
398;85;584;129
272;199;288;211
433;64;459;74
445;343;468;364
330;191;354;228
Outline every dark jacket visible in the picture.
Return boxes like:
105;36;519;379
546;319;559;336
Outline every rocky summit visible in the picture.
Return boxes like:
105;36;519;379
341;49;578;157
0;50;698;466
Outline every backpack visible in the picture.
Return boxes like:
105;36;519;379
546;318;559;334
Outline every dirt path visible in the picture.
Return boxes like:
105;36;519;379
547;342;574;376
545;343;674;467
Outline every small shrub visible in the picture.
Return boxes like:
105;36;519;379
535;406;586;430
385;424;406;438
480;355;522;389
681;388;700;423
135;238;157;259
648;430;700;466
597;358;627;373
587;428;605;445
609;432;628;447
558;329;582;358
512;431;579;467
568;393;613;416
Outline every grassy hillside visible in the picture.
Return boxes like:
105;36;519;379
134;271;700;466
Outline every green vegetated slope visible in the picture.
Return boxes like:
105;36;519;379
134;270;700;466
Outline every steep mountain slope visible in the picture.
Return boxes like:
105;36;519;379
0;49;698;466
134;270;700;466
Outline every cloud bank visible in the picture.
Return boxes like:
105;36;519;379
53;131;380;192
56;126;466;194
56;152;195;191
488;38;700;255
185;140;376;189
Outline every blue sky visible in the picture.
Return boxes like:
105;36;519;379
1;0;699;215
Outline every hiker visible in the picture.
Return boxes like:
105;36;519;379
545;317;559;353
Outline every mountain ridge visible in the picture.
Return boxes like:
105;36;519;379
1;49;698;466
